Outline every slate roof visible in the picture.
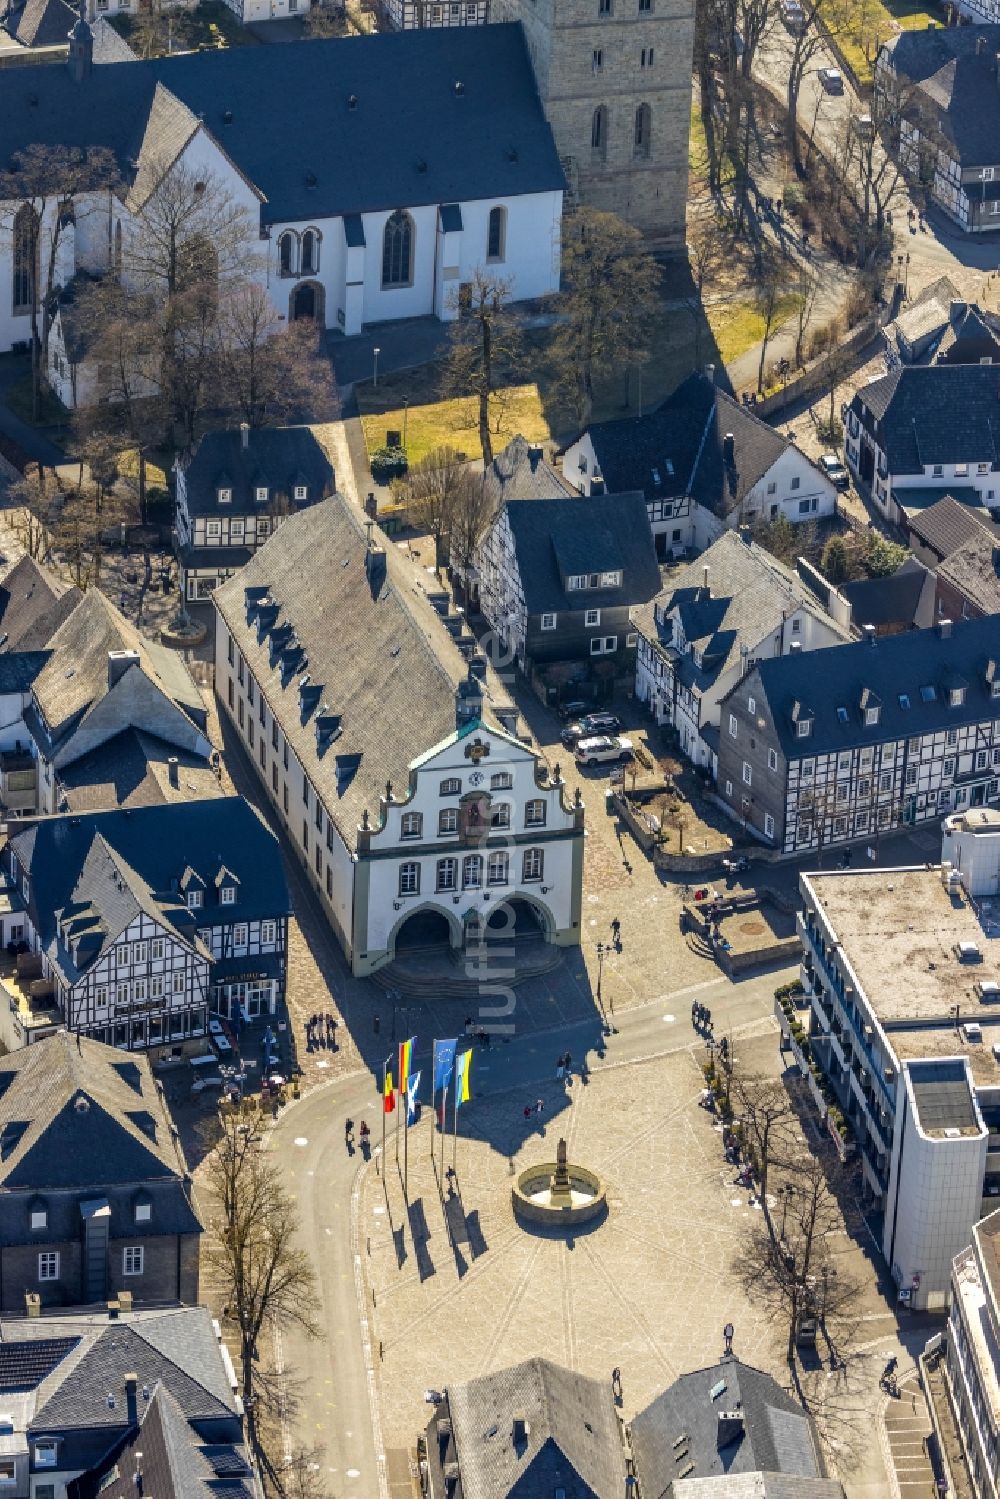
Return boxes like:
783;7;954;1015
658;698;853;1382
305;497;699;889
0;556;78;652
30;588;204;747
7;796;288;983
443;1356;626;1497
181;426;335;517
0;26;563;226
69;1382;255;1499
0;1031;197;1225
936;530;1000;616
56;728;225;812
213;493;523;846
480;435;574;510
850;363;1000;474
841;556;936;631
633;531;849;692
727;615;1000;760
2;0;75;48
885;25;1000;172
630;1357;828;1495
504;492;660;616
936;303;1000;366
579;373;803;516
905;494;996;559
674;1476;845;1497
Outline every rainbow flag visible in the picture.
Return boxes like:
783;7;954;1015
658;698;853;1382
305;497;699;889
383;1066;395;1114
398;1036;416;1093
455;1049;472;1107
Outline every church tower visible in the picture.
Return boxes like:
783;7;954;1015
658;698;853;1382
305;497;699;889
495;0;694;245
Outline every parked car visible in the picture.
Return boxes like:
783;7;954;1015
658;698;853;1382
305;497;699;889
558;699;591;722
561;711;622;747
191;1073;225;1094
575;735;634;767
818;67;843;92
819;453;849;490
211;1030;233;1055
780;0;805;30
209;1017;226;1037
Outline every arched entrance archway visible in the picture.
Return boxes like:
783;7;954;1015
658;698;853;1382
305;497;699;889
394;907;453;950
484;896;549;942
290;280;325;324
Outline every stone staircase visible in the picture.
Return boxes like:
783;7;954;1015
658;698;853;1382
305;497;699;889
372;939;565;1000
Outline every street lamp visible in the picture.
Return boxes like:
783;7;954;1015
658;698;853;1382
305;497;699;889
373;345;381;389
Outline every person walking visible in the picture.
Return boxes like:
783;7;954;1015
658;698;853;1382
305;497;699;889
611;916;621;945
535;1098;544;1116
556;1054;566;1081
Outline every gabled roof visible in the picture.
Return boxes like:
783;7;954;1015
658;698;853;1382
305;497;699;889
580;373;800;516
7;796;287;980
729;615;1000;760
444;1357;626;1497
3;0;75;48
936;302;1000;367
841;556;936;631
213;494;523;847
630;1357;829;1493
633;530;849;692
56;728;225;812
480;435;574;509
502;491;660;616
181;426;335;517
0;556;78;652
905;493;996;558
30;589;203;745
0;1032;188;1192
850;363;1000;474
0;26;563;226
885;24;1000;172
936;530;1000;616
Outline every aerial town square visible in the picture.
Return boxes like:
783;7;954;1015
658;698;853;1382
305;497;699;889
1;0;1000;1492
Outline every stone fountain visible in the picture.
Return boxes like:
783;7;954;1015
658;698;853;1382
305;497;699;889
512;1137;607;1229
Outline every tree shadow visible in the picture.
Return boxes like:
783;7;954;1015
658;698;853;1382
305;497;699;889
409;1197;436;1283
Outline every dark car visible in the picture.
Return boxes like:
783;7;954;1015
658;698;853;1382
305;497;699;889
558;699;591;722
560;711;622;747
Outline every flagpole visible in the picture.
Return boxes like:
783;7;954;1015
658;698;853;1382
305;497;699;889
395;1044;401;1165
452;1062;459;1175
430;1041;437;1162
440;1083;447;1186
404;1075;409;1200
381;1055;387;1169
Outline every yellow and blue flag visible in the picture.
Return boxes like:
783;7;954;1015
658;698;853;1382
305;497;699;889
398;1036;416;1093
455;1049;472;1107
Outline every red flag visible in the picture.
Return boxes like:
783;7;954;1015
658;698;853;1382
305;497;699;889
384;1067;395;1114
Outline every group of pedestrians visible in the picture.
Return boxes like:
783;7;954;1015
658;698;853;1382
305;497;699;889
556;1051;573;1083
306;1012;338;1052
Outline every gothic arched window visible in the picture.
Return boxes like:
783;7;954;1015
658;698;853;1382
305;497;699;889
301;228;321;276
278;231;298;277
486;206;506;262
634;102;652;158
12;204;38;315
382;211;414;288
591;105;608;157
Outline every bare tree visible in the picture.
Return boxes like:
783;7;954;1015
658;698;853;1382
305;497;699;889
0;145;119;418
448;472;495;581
202;1110;319;1471
405;446;474;569
792;266;819;368
215;282;337;429
549;207;660;427
754;268;783;395
443;271;523;466
7;466;61;561
121;159;253;298
272;1449;332;1499
685;213;726;367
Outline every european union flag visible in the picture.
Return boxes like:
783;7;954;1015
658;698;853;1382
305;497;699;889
433;1038;457;1092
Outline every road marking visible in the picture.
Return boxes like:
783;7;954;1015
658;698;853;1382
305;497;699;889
662;1014;675;1023
351;1169;388;1498
272;1320;293;1463
294;1137;309;1147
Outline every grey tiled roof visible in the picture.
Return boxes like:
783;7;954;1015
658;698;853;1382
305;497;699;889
0;556;77;651
936;303;1000;366
0;1031;194;1200
630;1358;828;1493
181;426;335;518
850;363;1000;475
905;494;996;558
674;1475;845;1497
8;796;288;981
504;492;661;615
32;589;203;746
0;26;563;227
445;1356;626;1497
633;531;849;692
481;435;574;510
886;25;1000;171
726;614;1000;760
213;494;523;846
3;0;75;47
57;728;225;812
581;373;798;515
936;531;1000;615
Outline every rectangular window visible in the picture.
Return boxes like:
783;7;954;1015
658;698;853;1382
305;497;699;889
95;986;108;1009
38;1251;59;1282
790;477;800;491
188;890;203;909
764;813;775;838
540;613;557;630
221;885;236;905
399;862;420;896
173;972;185;992
525;799;546;827
261;920;277;944
491;772;513;790
768;748;778;770
585;609;601;626
599;0;612;13
742;761;752;786
977;749;989;770
401;812;423;839
729;714;738;739
522;848;544;881
439;808;459;834
326;867;333;898
302;821;309;853
488;851;509;885
592;46;603;70
747;696;756;714
463;854;482;888
233;924;248;946
133;979;146;1002
123;1245;144;1277
491;804;511;829
150;976;163;999
247;678;255;707
132;942;147;964
879;771;893;792
315;846;322;877
437;858;458;892
33;1442;57;1469
640;45;654;65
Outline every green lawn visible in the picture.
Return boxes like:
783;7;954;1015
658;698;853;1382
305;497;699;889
111;0;258;53
357;375;551;467
706;293;805;368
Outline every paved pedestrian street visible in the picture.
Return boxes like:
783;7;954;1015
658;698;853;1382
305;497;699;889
361;1029;900;1494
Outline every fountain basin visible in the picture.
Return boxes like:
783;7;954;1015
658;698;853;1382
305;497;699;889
512;1162;607;1228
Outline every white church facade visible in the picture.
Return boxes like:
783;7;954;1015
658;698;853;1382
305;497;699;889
0;23;564;363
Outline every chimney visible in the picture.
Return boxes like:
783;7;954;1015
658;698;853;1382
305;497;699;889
702;565;711;597
108;649;140;689
495;705;519;737
705;363;716;384
125;1372;138;1426
366;543;387;590
717;1408;745;1449
738;525;752;546
117;1289;133;1313
723;432;736;466
365;492;377;519
240;421;249;450
863;623;876;647
938;618;953;639
167;756;179;788
24;1291;40;1318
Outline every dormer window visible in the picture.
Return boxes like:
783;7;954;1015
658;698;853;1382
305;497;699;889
187;890;203;910
865;706;879;726
992;681;1000;700
797;719;811;738
220;885;236;905
256;486;269;504
218;487;232;504
600;570;622;587
29;1203;46;1231
950;686;966;707
294;485;308;501
134;1196;151;1224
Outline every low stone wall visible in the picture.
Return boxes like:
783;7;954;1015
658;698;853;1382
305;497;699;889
719;937;800;977
754;316;882;418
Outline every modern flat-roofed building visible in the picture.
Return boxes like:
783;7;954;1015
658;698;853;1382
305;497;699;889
949;1208;1000;1499
790;862;1000;1310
